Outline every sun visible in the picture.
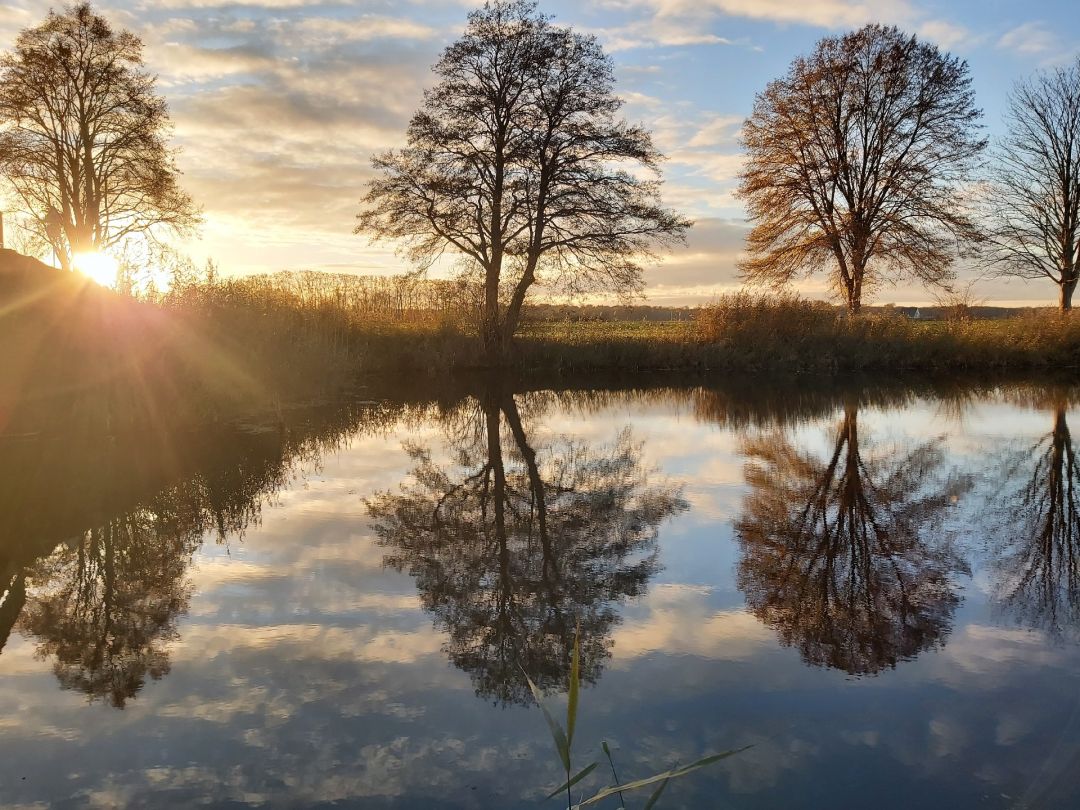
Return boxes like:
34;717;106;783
72;251;119;287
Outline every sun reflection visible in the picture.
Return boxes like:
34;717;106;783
72;251;119;287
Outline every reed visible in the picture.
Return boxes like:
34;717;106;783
527;624;747;809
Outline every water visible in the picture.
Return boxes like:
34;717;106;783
1;378;1079;808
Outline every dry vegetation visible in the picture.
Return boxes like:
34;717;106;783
7;259;1080;435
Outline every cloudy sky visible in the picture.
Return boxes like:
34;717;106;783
1;0;1079;306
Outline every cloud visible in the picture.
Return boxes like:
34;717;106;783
686;114;743;148
603;0;973;50
997;21;1057;55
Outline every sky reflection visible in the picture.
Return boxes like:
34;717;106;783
1;380;1079;807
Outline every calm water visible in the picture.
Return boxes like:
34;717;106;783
2;378;1079;808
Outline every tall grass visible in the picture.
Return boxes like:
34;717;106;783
692;291;1080;372
9;256;1080;436
528;624;747;809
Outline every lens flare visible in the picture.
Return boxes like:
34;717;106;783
72;251;119;287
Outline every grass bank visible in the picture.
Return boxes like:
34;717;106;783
160;282;1080;378
5;261;1080;433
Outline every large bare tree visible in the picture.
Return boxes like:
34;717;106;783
738;24;985;314
735;402;970;674
983;60;1080;311
0;3;198;272
355;0;689;358
367;388;685;704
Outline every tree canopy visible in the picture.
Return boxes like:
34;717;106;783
0;3;198;271
355;0;689;356
366;389;686;704
983;59;1080;310
738;24;985;313
736;403;969;674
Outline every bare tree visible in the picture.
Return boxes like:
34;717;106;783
987;395;1080;635
735;402;970;674
983;60;1080;311
366;388;685;704
355;0;689;358
738;24;985;314
0;3;198;272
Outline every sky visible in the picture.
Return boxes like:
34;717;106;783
1;0;1079;306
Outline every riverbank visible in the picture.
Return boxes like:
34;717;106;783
5;260;1080;433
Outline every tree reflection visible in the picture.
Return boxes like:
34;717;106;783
0;400;387;706
367;390;686;704
735;403;968;675
990;400;1080;635
18;515;196;708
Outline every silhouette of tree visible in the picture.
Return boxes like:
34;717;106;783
17;509;197;708
0;3;198;271
367;390;686;704
983;59;1080;310
1;400;385;706
735;403;968;674
738;24;985;314
989;401;1080;635
356;0;689;359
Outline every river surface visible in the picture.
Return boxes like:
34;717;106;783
1;377;1079;808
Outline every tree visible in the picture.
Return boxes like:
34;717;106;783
983;60;1080;311
735;402;969;674
18;514;197;708
738;24;985;314
987;395;1080;635
355;0;689;358
0;399;373;703
0;3;198;272
366;388;685;704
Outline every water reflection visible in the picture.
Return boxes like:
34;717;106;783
735;401;970;675
17;519;195;708
990;394;1080;636
367;388;687;704
0;402;385;705
3;379;1080;807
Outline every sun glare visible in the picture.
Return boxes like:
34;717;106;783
73;251;119;287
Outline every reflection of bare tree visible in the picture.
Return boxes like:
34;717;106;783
367;390;686;705
990;403;1080;635
0;400;400;706
18;514;197;708
736;404;968;675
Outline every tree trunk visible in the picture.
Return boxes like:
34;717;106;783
1060;278;1076;312
481;266;503;363
501;265;536;349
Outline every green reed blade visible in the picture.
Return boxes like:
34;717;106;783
567;621;580;750
523;669;571;772
573;747;752;807
545;761;599;800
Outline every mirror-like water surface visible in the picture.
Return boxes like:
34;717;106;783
2;380;1079;808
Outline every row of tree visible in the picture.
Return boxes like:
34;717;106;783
1;2;1079;355
740;23;1080;314
360;1;1080;334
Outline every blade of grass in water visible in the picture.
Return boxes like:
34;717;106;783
523;669;571;773
600;741;626;809
641;763;675;810
573;747;753;808
545;762;599;800
567;620;580;750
